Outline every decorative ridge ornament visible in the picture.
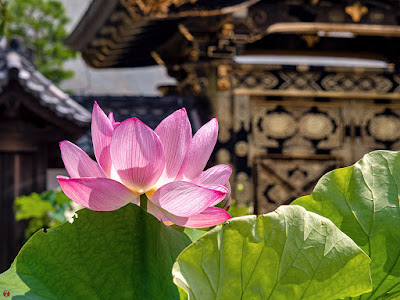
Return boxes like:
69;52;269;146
123;0;199;15
301;34;320;48
57;102;232;228
345;2;368;23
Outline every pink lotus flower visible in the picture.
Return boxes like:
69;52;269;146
57;103;232;228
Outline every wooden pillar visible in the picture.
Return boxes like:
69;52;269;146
0;148;47;272
0;152;15;271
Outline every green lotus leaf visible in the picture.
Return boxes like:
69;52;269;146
0;204;191;299
173;205;371;300
293;150;400;299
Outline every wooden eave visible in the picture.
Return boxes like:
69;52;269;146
64;0;121;51
65;0;259;68
66;0;400;68
65;0;259;51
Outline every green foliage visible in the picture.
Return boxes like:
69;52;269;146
5;150;400;299
0;204;192;299
14;189;73;239
6;0;75;83
0;0;9;38
293;151;400;299
228;199;252;218
173;205;371;300
172;226;208;242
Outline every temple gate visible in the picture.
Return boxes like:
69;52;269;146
66;0;400;212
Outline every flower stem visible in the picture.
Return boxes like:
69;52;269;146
140;194;148;212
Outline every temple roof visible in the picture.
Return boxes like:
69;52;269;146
66;0;400;68
0;38;91;127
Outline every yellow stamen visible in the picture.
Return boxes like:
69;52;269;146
145;187;158;198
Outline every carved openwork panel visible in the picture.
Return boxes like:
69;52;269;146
210;64;400;210
359;104;400;156
251;100;344;155
233;94;251;134
321;74;393;94
255;156;342;214
232;69;400;95
232;71;279;90
279;72;322;91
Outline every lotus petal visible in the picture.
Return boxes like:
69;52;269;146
151;181;228;217
110;117;165;193
92;102;114;177
177;118;218;181
60;141;105;178
164;207;231;228
147;201;170;222
108;112;115;123
193;164;232;187
155;108;192;185
108;112;120;129
57;176;138;211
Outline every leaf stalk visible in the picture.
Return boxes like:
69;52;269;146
140;194;148;212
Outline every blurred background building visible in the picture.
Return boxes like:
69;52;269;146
67;0;400;214
3;0;400;270
0;37;91;270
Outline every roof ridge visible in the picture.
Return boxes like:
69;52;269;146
0;39;91;127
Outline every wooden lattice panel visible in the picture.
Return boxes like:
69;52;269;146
255;156;342;214
251;100;345;154
360;104;400;152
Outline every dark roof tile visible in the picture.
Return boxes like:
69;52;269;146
0;39;91;127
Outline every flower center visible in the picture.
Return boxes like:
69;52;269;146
145;187;158;198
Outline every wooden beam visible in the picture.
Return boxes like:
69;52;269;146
234;88;400;100
267;23;400;37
